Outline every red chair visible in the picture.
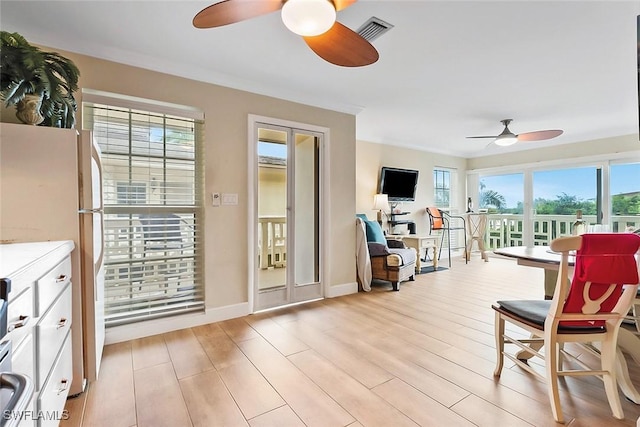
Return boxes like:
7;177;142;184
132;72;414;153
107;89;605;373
493;233;640;423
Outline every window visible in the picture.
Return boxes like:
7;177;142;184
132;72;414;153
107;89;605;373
117;182;146;205
83;99;204;326
433;169;451;209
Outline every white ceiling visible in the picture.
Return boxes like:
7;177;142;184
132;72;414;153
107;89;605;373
2;0;639;158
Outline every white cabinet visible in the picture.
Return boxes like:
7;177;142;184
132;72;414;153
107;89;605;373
0;241;75;427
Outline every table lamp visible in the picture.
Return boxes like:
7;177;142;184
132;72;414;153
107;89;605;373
373;193;390;226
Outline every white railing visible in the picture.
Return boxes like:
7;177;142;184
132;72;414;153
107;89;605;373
258;216;287;269
485;214;640;249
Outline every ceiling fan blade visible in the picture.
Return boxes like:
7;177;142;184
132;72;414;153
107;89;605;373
303;21;379;67
466;135;499;139
517;129;563;142
193;0;283;29
333;0;358;12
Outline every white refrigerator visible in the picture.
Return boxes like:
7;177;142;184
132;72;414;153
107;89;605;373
0;123;105;395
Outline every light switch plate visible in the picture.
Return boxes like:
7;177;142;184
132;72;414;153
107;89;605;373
222;193;238;205
212;192;220;206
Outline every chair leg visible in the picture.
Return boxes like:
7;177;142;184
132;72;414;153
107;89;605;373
545;338;564;423
601;335;625;419
463;229;468;264
493;312;505;376
447;230;452;267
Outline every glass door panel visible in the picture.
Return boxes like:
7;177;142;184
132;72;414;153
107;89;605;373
479;173;524;248
293;132;320;301
533;167;598;242
257;131;288;295
610;162;640;232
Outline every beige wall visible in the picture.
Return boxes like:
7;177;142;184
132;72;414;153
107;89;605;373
356;140;467;235
258;167;286;217
467;134;640;170
2;48;357;311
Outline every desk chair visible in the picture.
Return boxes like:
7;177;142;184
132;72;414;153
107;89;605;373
426;207;467;267
493;233;640;423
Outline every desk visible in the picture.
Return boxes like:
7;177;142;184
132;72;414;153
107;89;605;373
494;245;640;404
388;235;438;272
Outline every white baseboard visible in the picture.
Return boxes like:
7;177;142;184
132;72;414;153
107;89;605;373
105;302;250;344
326;281;358;298
105;283;357;344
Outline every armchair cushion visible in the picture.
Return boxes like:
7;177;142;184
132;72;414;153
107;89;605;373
368;242;390;257
363;219;387;245
386;239;406;249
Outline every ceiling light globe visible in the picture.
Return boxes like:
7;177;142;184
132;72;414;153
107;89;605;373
494;135;518;146
281;0;336;37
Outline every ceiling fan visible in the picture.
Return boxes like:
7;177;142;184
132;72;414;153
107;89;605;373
192;0;378;67
467;119;564;147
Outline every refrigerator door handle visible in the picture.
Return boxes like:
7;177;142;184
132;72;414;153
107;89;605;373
78;208;103;214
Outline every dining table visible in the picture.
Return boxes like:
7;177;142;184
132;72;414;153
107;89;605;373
494;244;640;404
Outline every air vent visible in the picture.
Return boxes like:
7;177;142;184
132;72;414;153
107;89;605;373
356;16;394;42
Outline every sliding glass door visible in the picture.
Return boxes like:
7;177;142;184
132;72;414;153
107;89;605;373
477;161;640;249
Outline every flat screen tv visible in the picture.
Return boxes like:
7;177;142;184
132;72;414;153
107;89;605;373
379;167;419;202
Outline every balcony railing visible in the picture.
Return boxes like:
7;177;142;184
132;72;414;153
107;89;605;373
485;214;640;249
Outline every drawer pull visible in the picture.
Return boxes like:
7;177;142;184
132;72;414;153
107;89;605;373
7;315;30;332
55;274;68;283
56;379;69;395
56;318;68;329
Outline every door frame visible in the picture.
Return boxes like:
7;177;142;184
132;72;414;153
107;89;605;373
247;114;330;313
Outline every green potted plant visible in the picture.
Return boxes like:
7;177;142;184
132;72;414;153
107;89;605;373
0;31;80;128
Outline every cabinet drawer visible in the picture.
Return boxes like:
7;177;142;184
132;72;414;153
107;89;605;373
7;286;35;349
36;284;71;389
12;331;35;390
419;239;437;249
36;256;71;317
37;334;72;427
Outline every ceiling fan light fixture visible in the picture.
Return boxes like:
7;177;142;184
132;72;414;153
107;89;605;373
281;0;336;36
494;134;518;146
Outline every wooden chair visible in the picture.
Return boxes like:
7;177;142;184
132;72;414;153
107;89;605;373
492;233;640;423
426;207;467;267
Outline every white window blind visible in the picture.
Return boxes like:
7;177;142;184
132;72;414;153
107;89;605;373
83;101;204;326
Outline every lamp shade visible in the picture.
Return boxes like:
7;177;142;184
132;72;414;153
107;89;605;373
373;193;391;211
281;0;336;36
494;134;518;146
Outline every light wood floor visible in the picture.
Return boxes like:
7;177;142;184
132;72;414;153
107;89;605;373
61;256;640;427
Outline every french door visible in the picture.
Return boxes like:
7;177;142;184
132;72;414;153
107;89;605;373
252;120;323;311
